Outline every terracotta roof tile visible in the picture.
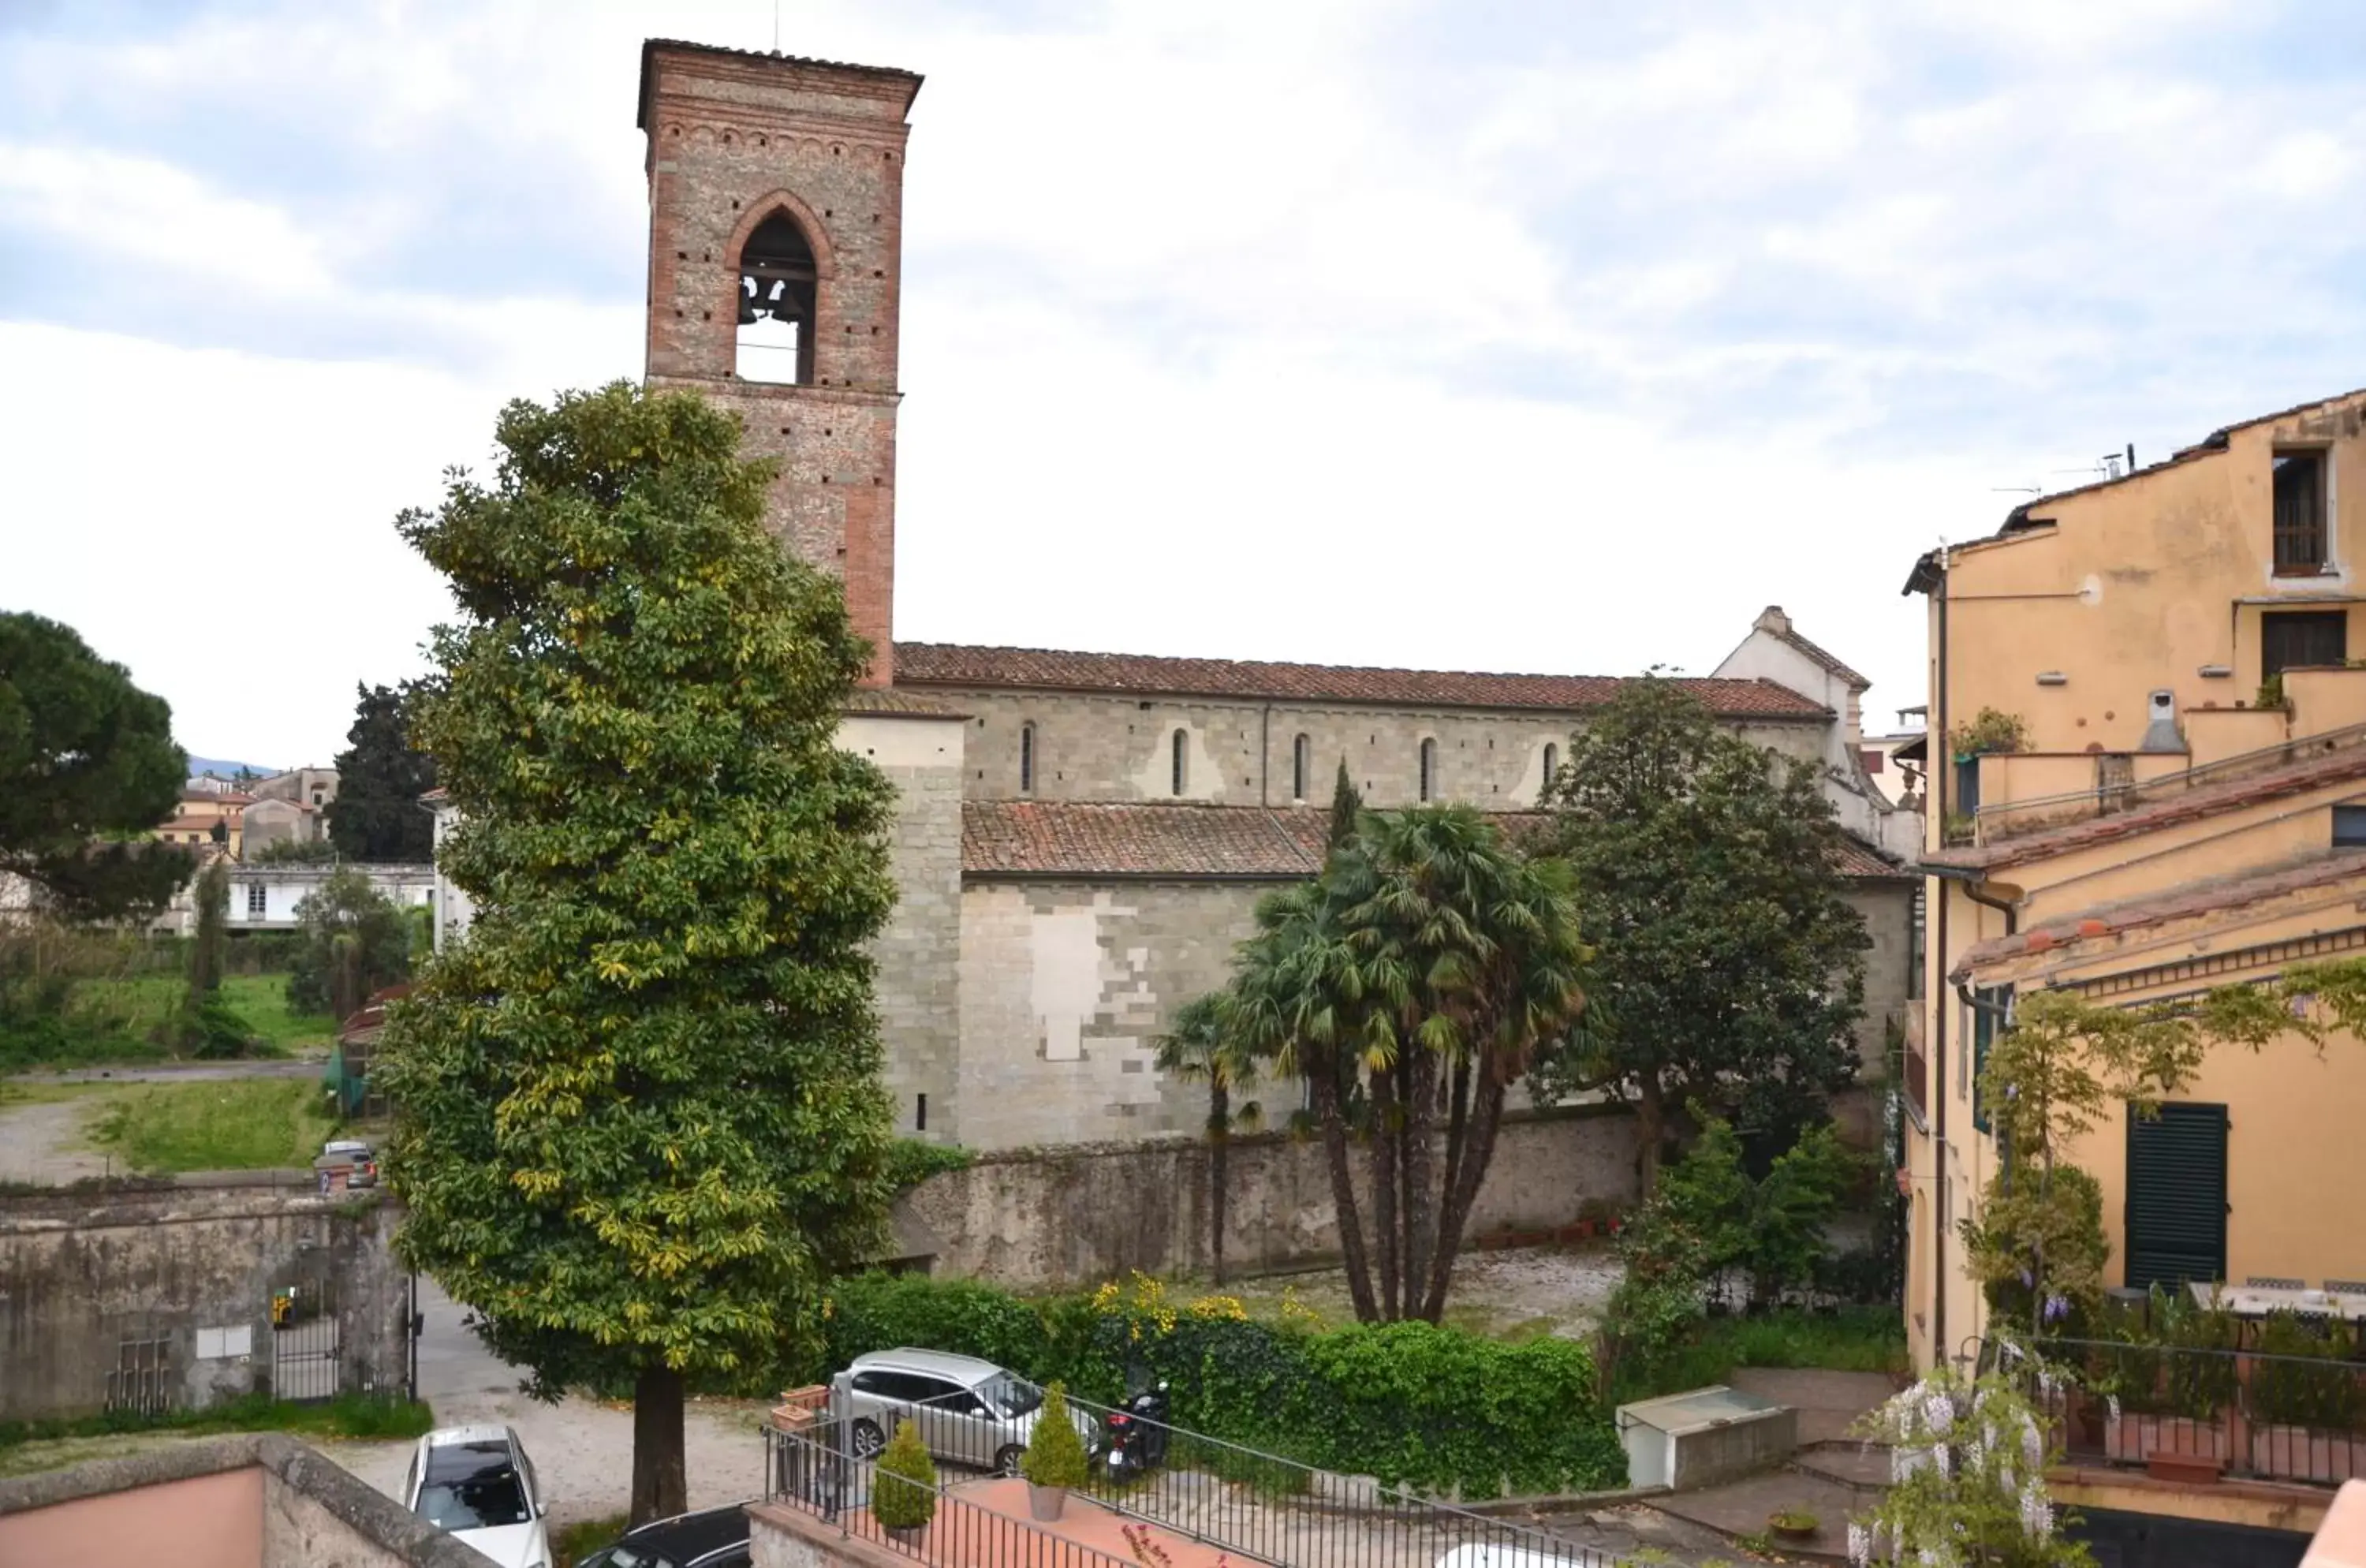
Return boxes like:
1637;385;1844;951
964;802;1910;882
841;691;968;719
1924;741;2366;872
1771;623;1871;689
964;801;1326;879
898;644;1827;719
1950;850;2366;979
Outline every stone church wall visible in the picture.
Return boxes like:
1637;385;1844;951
931;687;1827;811
955;877;1267;1149
897;1104;1641;1289
849;714;967;1141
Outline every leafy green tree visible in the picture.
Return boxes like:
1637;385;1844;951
248;836;340;864
373;383;900;1525
325;682;438;862
1154;994;1260;1284
1533;675;1868;1190
285;866;412;1023
1226;806;1592;1323
170;859;250;1058
0;612;193;920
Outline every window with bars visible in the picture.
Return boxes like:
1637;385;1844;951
2274;450;2330;575
1291;734;1311;801
246;884;267;917
1019;723;1036;795
2262;609;2348;680
1171;730;1188;797
1419;738;1436;803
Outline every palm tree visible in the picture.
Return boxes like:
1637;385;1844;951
1155;994;1260;1285
1227;806;1592;1323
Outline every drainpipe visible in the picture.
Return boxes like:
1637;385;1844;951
1933;865;2018;1368
1931;560;1951;1367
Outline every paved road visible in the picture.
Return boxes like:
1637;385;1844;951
326;1275;770;1535
8;1058;322;1085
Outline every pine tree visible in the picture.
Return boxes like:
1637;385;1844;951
324;684;438;862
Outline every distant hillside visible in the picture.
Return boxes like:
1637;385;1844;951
185;755;282;780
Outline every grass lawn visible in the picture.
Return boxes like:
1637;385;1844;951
1615;1305;1909;1402
58;972;336;1062
82;1077;340;1174
0;1394;433;1477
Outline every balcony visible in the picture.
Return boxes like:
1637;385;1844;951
1963;720;2366;847
2017;1338;2366;1490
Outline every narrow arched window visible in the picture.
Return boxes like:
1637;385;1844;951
1020;722;1036;795
1172;729;1189;797
1419;738;1437;803
736;211;817;385
1292;734;1312;801
1541;742;1558;800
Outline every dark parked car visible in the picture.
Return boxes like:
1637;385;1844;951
573;1503;752;1568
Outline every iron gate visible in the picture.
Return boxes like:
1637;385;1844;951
270;1276;341;1402
105;1337;173;1416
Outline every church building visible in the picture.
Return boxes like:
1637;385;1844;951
438;39;1920;1155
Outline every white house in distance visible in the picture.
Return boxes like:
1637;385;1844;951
423;791;472;954
1714;605;1924;862
224;864;436;932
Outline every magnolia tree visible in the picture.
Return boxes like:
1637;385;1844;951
1850;1366;2092;1568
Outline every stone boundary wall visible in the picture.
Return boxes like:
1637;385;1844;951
895;1103;1640;1290
0;1180;410;1422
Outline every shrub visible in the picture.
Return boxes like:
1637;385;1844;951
2246;1312;2357;1432
883;1139;973;1192
871;1419;937;1529
1021;1383;1089;1490
812;1270;1627;1499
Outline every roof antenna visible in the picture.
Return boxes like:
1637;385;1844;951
772;0;781;53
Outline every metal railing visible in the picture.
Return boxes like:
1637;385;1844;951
1967;719;2366;842
766;1421;1136;1568
774;1383;1616;1568
2002;1337;2366;1488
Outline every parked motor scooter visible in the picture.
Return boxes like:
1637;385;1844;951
1103;1379;1170;1480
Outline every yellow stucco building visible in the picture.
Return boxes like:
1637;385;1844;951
1905;386;2366;1376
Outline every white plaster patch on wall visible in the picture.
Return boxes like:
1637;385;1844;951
1510;735;1560;808
1029;905;1107;1062
1129;718;1226;802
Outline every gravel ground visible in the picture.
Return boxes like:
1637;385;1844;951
0;1091;113;1184
1224;1242;1625;1338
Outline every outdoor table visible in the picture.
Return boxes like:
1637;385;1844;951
2189;1281;2366;1322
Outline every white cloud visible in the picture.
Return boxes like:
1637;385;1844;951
5;0;2366;757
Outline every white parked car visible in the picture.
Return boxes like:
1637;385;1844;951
402;1424;551;1568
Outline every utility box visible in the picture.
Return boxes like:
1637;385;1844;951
1615;1385;1797;1491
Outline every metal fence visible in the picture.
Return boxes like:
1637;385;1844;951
765;1420;1142;1568
2003;1337;2366;1488
772;1381;1614;1568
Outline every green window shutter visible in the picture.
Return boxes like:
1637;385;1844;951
1970;984;2011;1135
2125;1102;2230;1291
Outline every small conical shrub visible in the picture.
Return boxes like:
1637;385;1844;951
872;1418;937;1530
1021;1381;1089;1490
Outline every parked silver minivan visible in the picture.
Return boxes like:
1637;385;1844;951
830;1348;1097;1475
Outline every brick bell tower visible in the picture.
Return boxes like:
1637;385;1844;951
638;39;921;685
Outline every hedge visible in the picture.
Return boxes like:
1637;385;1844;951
805;1271;1625;1499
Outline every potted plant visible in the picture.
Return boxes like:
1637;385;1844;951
1021;1380;1090;1521
2247;1312;2364;1484
871;1418;937;1547
1767;1509;1818;1544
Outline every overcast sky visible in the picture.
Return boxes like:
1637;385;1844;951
6;1;2366;766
